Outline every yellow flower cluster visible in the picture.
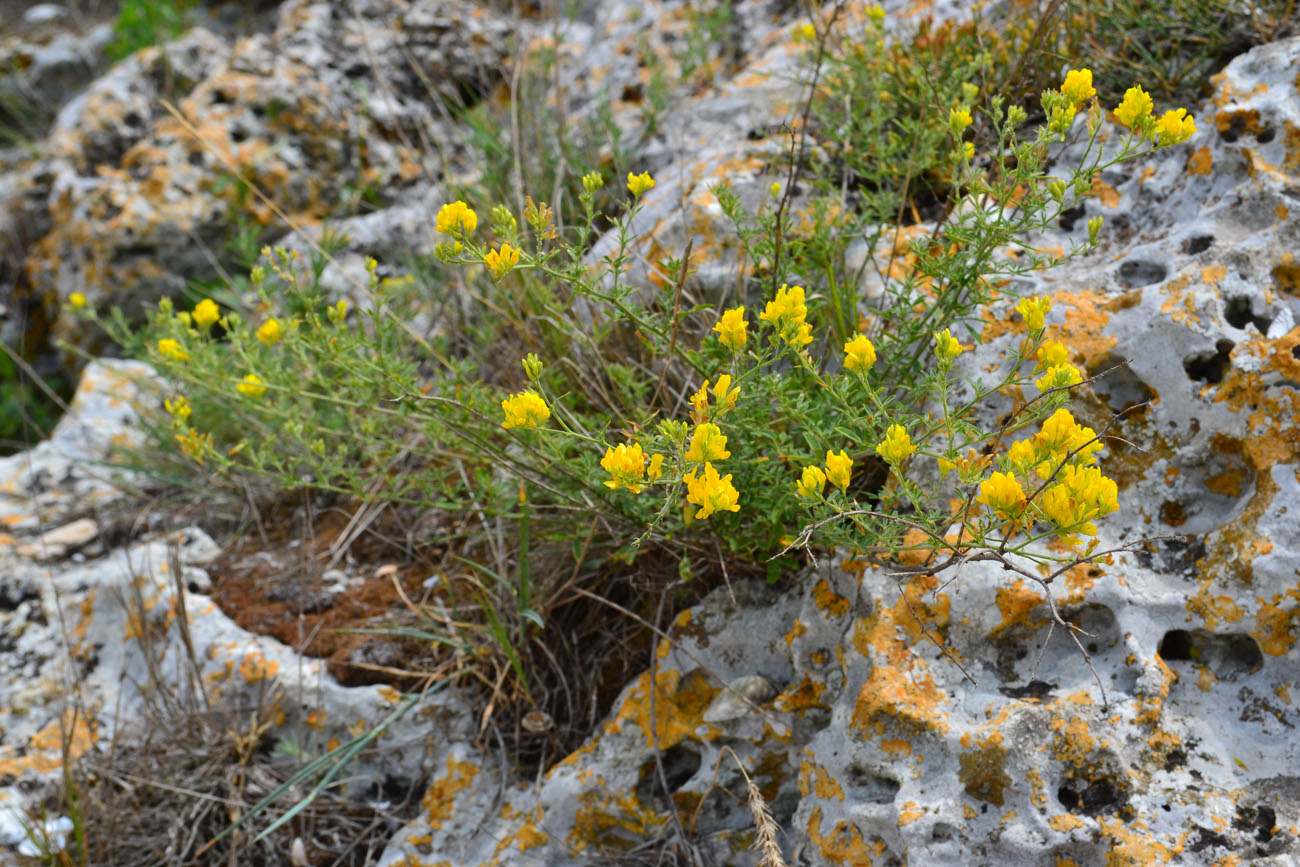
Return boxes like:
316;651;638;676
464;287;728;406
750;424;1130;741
688;375;740;423
686;423;730;462
236;373;267;399
193;298;220;330
485;243;520;280
713;307;748;351
796;449;853;498
1114;85;1196;146
978;408;1116;546
684;462;739;519
1045;69;1096;137
158;338;189;362
436;201;478;235
627;171;655;197
501;391;550;429
69;292;87;309
164;395;191;421
843;334;876;374
933;328;964;363
875;424;916;465
175;428;213;465
1016;295;1051;333
759;283;813;348
600;442;664;493
256;318;283;345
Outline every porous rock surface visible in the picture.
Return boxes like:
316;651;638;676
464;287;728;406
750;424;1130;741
377;23;1300;867
2;0;1300;864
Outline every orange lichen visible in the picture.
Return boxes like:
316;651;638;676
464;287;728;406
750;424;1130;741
422;756;479;829
992;579;1046;637
1051;290;1120;368
0;711;96;779
806;807;882;864
849;578;952;738
239;651;279;682
568;785;666;854
1098;817;1182;866
958;732;1011;806
775;676;827;714
1186;147;1213;175
1050;812;1088;833
1090;177;1120;207
1273;253;1300;296
880;739;912;756
605;668;718;749
1186;579;1245;628
1253;585;1300;656
898;800;924;825
799;759;845;800
812;578;851;617
1204;467;1248;498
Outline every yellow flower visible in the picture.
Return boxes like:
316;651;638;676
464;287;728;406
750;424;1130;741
950;107;973;134
1153;108;1196;146
435;201;478;235
1032;408;1102;476
844;334;877;374
1035;363;1083;392
796;465;826;498
684;462;739;519
824;449;853;493
875;424;916;465
501;391;550;429
963;141;975;160
601;441;650;493
686;422;730;463
867;4;885;25
484;243;521;280
713;306;748;351
236;373;267;399
760;282;807;327
769;181;781;199
712;375;740;413
934;328;964;362
647;453;665;482
327;299;348;324
193;298;220;330
582;171;603;192
164;395;191;421
1039;466;1119;544
255;318;283;345
1060;69;1095;105
1035;339;1070;371
158;338;189;362
976;471;1026;519
794;22;816;41
175;427;213;465
760;284;814;348
1006;439;1036;470
1015;295;1052;333
69;292;86;309
627;171;655;197
1114;85;1153;130
689;376;740;423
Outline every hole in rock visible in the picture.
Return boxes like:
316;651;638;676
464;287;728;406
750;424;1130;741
1057;774;1131;818
1118;259;1167;287
1234;804;1277;842
1058;203;1086;231
635;742;702;802
844;764;901;804
1184;235;1215;254
1257;127;1276;144
1159;500;1188;527
1189;826;1233;852
998;680;1056;701
1183;339;1235;384
1293;345;1300;360
1089;355;1154;414
1223;296;1272;333
1157;629;1264;680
